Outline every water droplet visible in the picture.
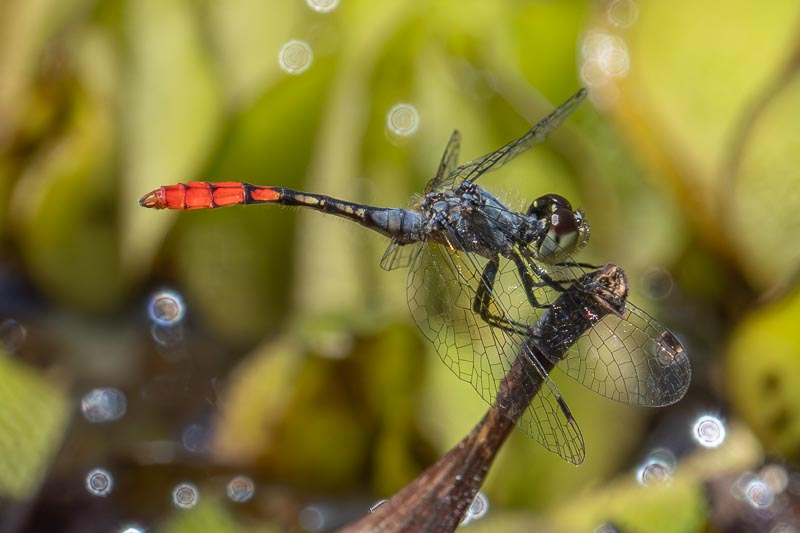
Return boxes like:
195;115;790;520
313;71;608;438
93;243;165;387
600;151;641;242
181;424;210;454
306;0;339;13
597;38;630;77
468;491;488;517
580;31;608;59
85;467;114;497
649;447;677;469
148;291;185;326
172;482;199;509
151;323;184;348
642;267;674;301
81;388;127;423
636;448;675;487
580;32;630;84
580;60;607;88
744;478;774;509
0;319;27;353
118;524;146;533
386;103;420;137
369;499;388;513
692;414;726;448
227;475;255;503
461;491;489;524
298;505;326;531
608;0;639;28
278;40;313;75
637;461;672;486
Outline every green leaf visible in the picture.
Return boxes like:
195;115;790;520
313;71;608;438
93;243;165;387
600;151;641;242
174;58;334;342
121;0;223;276
726;286;800;459
212;337;303;463
552;479;706;533
731;73;800;288
13;85;123;311
622;0;799;189
0;353;70;500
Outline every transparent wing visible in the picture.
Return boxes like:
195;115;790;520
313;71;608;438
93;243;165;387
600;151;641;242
407;237;585;464
462;204;691;407
423;130;462;194
380;241;423;271
512;252;691;407
558;303;691;407
383;130;460;272
431;88;588;193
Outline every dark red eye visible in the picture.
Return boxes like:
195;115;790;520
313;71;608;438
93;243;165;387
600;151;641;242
537;207;581;259
550;207;579;237
527;194;573;219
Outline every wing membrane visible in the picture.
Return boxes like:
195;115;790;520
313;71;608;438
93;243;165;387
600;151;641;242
431;88;587;192
380;241;423;271
423;130;462;194
407;237;585;464
513;252;692;407
559;305;691;406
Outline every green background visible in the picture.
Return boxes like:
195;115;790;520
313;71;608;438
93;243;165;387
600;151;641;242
1;0;799;531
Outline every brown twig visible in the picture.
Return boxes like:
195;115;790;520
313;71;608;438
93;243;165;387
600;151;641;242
339;264;628;533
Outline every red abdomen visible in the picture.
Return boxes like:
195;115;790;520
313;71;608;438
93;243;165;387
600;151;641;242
139;182;280;210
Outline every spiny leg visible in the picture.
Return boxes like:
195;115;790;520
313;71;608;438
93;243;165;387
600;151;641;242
471;256;577;425
520;248;580;289
564;261;600;270
509;251;559;310
472;255;535;336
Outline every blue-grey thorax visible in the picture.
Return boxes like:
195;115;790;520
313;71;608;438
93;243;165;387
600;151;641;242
421;184;533;259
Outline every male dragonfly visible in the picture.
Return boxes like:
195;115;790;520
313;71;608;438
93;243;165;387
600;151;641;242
141;88;691;463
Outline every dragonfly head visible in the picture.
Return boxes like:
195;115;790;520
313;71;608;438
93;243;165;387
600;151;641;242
526;194;590;261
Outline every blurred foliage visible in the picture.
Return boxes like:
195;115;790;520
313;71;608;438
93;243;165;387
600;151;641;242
162;497;283;533
0;351;69;500
1;0;800;531
727;286;800;460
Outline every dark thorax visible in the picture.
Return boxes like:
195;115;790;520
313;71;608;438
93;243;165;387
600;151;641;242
420;181;531;259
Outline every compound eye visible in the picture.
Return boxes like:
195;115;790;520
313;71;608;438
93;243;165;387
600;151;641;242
527;193;574;219
538;207;581;259
551;208;579;241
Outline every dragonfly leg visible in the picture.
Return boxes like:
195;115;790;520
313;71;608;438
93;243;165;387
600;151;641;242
562;261;600;270
519;249;577;290
472;255;532;336
509;251;557;309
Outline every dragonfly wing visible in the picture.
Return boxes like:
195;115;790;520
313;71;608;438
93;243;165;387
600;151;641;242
449;88;587;187
515;251;692;407
557;303;691;407
519;378;584;464
380;241;423;271
407;237;585;463
423;130;462;194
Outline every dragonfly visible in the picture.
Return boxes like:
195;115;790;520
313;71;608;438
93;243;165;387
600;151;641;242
140;88;691;464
